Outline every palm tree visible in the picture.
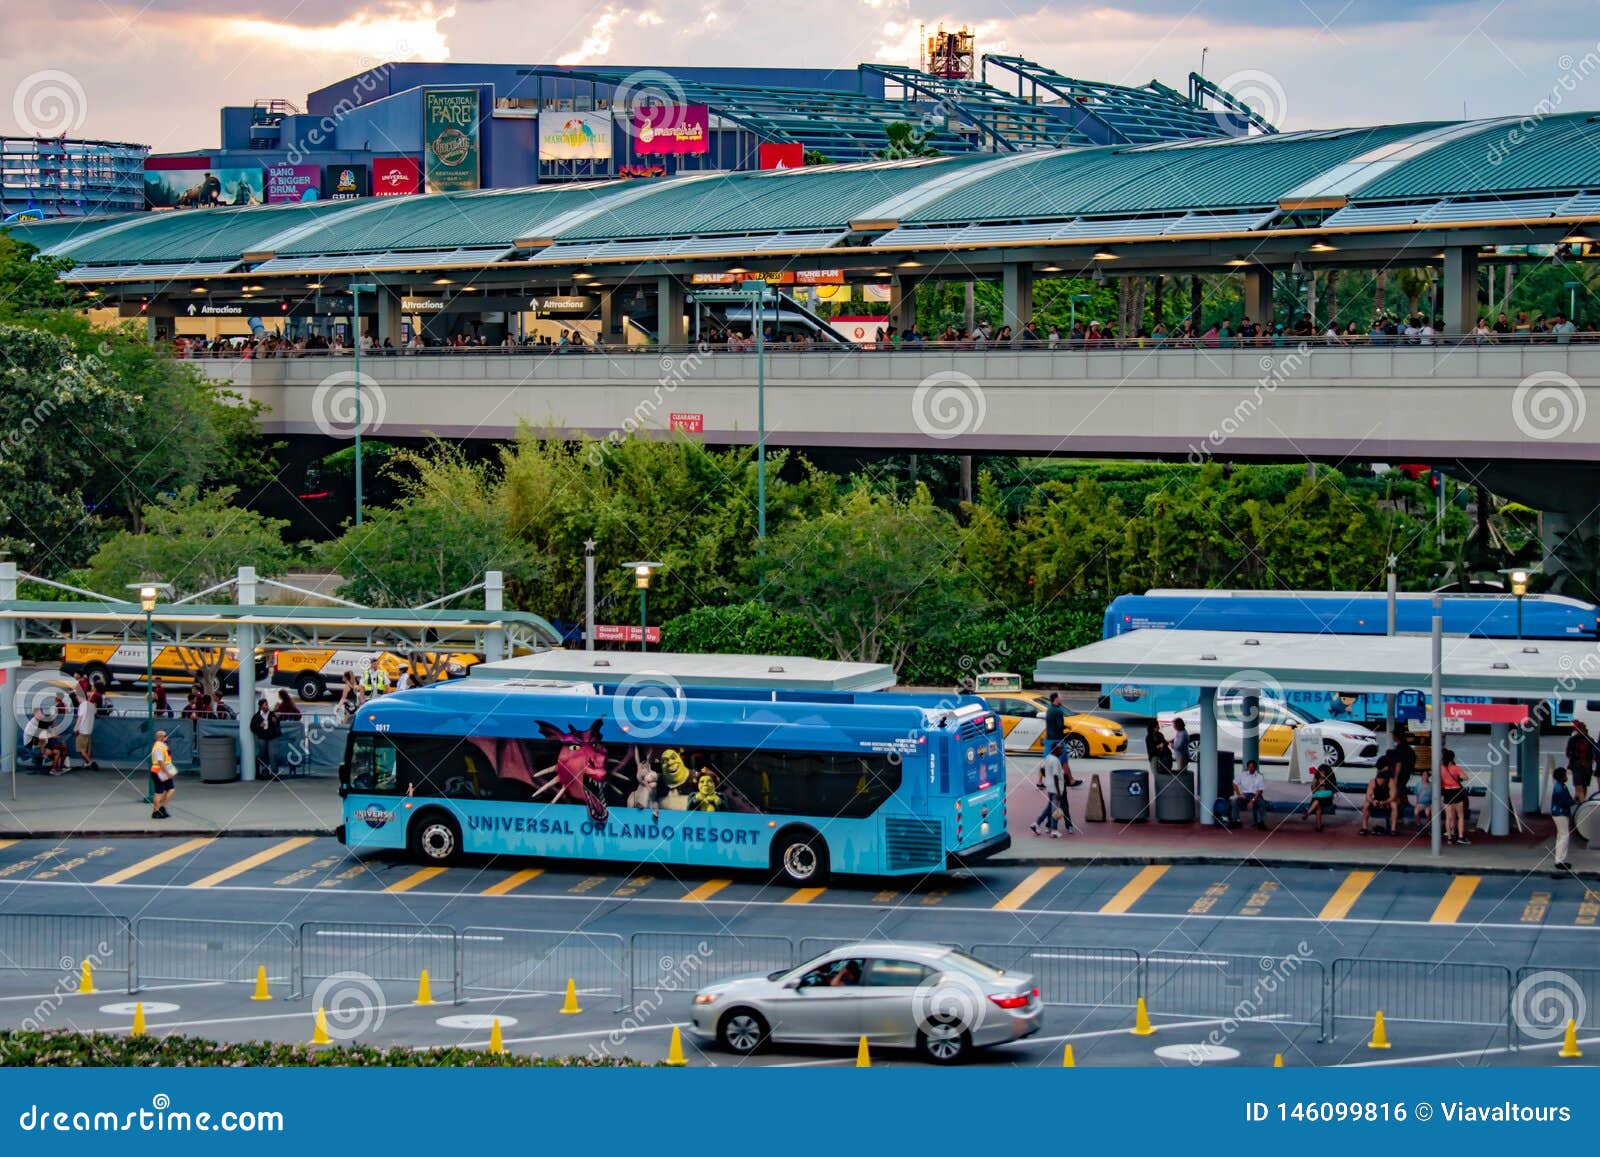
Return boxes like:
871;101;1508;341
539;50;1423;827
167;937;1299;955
877;122;942;160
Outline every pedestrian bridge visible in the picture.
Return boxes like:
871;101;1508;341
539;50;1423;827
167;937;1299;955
195;344;1600;464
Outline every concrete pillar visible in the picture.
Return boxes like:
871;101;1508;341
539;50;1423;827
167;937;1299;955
1442;247;1480;335
0;560;15;795
1001;263;1033;346
484;570;506;663
1518;706;1543;814
237;566;257;782
656;276;686;346
1487;719;1511;835
1243;268;1273;330
375;287;404;349
1241;690;1260;769
1198;687;1218;826
599;287;616;345
891;276;920;335
963;281;976;334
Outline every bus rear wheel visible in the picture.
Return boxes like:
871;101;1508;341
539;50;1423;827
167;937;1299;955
772;830;828;887
83;664;112;693
296;673;326;702
408;812;462;866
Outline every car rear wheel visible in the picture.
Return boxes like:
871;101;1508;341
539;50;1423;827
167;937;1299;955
917;1018;971;1064
718;1009;769;1055
1065;734;1090;760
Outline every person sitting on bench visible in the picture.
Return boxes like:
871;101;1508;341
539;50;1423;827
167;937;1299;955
1307;764;1338;832
1360;764;1400;835
1229;759;1267;829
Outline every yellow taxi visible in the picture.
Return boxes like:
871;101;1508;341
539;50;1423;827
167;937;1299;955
271;649;482;701
975;673;1128;759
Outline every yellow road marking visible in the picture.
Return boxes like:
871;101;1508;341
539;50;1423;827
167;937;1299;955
1430;875;1482;924
481;868;543;896
1188;882;1230;915
785;887;826;904
190;837;314;888
1318;870;1377;921
1099;865;1169;914
0;840;17;851
680;878;731;903
96;838;214;885
1522;891;1551;924
384;866;448;893
993;866;1062;911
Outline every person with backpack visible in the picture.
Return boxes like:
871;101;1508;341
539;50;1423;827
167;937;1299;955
1550;766;1576;873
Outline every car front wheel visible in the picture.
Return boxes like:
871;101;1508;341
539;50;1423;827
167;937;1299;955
719;1009;769;1055
1065;734;1090;760
1322;740;1345;767
917;1018;971;1064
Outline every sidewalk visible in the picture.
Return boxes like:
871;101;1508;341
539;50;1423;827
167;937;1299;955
0;768;340;838
996;764;1586;877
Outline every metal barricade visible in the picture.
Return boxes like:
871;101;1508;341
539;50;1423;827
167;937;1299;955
1511;965;1599;1045
0;913;132;991
460;927;627;1012
298;921;459;1003
1143;951;1326;1040
131;918;296;995
628;932;794;1008
1331;958;1512;1046
971;943;1143;1012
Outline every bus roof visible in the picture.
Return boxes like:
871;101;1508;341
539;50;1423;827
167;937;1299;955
470;650;896;692
1141;588;1594;610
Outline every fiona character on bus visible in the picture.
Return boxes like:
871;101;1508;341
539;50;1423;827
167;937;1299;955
693;773;721;812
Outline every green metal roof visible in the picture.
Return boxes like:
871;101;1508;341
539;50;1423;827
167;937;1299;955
909;123;1440;223
1356;112;1600;199
54;200;347;264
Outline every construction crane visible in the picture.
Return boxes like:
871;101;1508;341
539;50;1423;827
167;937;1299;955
920;24;975;80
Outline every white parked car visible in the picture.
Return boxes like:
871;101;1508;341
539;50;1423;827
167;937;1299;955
1159;695;1380;769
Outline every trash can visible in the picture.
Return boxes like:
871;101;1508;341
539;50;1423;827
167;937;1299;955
1110;768;1150;822
1154;770;1196;822
199;736;239;783
1215;750;1236;799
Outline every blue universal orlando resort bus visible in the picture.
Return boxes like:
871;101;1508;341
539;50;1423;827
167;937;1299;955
1101;588;1599;720
337;679;1010;885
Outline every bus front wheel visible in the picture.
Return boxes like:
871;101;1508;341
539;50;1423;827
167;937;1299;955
408;812;462;866
296;673;326;702
772;829;829;887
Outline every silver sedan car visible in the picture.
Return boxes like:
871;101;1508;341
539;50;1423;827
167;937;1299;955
689;942;1042;1063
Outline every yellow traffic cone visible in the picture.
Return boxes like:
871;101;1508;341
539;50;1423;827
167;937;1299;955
1273;1053;1284;1067
488;1018;505;1055
250;965;271;1002
664;1026;688;1067
1061;1043;1075;1067
1367;1010;1391;1050
558;978;582;1015
855;1035;871;1067
130;1002;146;1037
1559;1018;1582;1059
311;1007;332;1046
415;969;434;1006
1130;997;1155;1036
76;960;95;995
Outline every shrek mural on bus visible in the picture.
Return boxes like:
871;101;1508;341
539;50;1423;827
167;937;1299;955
357;717;898;822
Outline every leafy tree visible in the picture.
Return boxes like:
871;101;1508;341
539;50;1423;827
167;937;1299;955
876;121;942;161
0;324;137;574
659;602;829;657
77;487;296;596
0;234;82;315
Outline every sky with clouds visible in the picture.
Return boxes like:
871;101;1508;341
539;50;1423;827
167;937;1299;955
2;0;1593;152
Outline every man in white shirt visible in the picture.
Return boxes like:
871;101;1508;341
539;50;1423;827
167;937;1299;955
74;694;98;769
1230;759;1268;829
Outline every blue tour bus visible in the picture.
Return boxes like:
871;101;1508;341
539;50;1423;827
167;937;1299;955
1101;589;1599;720
337;679;1010;885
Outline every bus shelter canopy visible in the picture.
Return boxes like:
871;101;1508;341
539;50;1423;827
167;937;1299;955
1033;629;1600;699
473;651;896;693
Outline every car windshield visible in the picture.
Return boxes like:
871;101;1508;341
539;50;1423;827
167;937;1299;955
1280;702;1320;725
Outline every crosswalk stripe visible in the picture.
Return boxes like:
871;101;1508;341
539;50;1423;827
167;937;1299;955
0;840;18;851
385;866;448;893
1318;870;1377;921
680;878;732;903
190;837;314;888
993;866;1062;911
1430;875;1482;923
96;838;214;885
1099;865;1169;915
481;868;543;896
784;887;826;904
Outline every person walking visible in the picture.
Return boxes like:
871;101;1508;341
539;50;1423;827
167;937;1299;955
151;677;172;719
149;730;177;820
1030;756;1061;837
1550;766;1576;874
73;691;97;770
1044;692;1067;750
1565;721;1596;803
1439;749;1470;845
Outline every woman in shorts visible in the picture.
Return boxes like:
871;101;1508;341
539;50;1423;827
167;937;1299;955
1438;750;1470;845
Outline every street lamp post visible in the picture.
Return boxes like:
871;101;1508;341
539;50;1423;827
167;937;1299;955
624;561;661;653
584;539;597;651
349;281;378;526
126;582;170;735
1510;568;1529;639
1565;280;1580;321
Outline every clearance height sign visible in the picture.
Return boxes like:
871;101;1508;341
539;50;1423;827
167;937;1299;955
423;88;482;193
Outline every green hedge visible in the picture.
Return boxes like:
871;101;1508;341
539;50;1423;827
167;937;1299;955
0;1030;641;1067
660;601;1104;687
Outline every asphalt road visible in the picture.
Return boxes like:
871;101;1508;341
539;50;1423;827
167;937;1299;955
1;836;1596;1067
